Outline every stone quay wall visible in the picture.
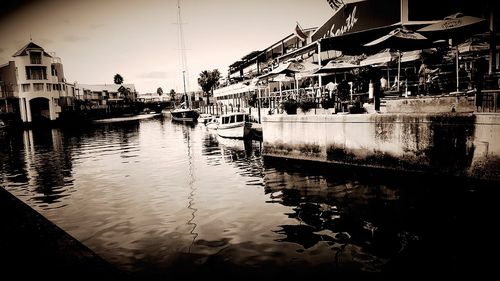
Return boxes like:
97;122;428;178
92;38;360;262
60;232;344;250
262;113;500;181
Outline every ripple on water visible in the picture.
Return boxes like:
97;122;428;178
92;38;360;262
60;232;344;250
0;117;497;275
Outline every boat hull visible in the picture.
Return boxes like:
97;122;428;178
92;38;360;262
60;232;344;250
92;113;161;123
244;122;262;140
171;109;199;122
217;122;246;139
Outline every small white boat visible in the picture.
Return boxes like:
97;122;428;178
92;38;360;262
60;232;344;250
216;112;256;139
198;113;213;124
206;116;219;129
92;113;161;123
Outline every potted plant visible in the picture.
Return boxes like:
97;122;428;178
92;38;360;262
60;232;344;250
281;99;298;114
321;98;335;109
298;100;316;113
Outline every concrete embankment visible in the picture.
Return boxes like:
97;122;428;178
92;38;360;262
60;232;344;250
0;187;123;280
262;112;500;181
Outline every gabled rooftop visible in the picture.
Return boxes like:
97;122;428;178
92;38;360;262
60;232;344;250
12;42;52;57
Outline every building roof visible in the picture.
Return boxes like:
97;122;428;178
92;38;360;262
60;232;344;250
77;83;136;93
12;42;52;57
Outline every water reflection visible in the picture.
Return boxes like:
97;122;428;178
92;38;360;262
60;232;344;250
1;128;75;207
0;117;498;277
182;125;198;253
262;165;405;272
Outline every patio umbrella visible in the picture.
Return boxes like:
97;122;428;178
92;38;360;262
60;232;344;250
271;73;296;96
271;73;295;82
314;55;363;74
417;13;488;44
457;38;490;53
401;50;424;63
289;61;321;80
360;49;399;91
418;13;489;92
364;28;430;52
364;28;431;91
360;49;397;66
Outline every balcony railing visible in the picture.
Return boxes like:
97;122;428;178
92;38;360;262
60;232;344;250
476;90;499;112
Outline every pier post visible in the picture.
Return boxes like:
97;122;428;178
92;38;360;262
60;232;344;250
258;98;261;124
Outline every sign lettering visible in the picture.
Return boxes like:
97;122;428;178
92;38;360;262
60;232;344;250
324;6;358;39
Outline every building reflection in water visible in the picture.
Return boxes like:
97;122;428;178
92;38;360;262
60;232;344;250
0;122;141;208
0;128;75;206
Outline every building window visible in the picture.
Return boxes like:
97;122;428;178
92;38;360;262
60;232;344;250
26;66;47;80
51;65;57;76
22;84;30;92
30;52;42;64
46;83;52;91
33;83;44;92
52;84;61;91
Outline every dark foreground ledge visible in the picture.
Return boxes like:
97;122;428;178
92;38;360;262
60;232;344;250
0;187;123;281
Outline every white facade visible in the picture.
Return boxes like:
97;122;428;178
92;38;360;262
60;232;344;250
1;42;141;123
1;42;71;123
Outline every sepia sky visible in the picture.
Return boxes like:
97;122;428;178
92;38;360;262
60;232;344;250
0;0;343;94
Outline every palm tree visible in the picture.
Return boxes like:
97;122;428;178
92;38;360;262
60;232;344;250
114;74;124;85
198;69;220;105
118;86;131;102
157;87;163;96
169;89;176;101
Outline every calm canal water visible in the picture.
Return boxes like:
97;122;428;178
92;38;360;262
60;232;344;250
0;115;498;278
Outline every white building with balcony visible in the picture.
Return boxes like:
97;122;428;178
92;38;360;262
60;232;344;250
0;42;74;123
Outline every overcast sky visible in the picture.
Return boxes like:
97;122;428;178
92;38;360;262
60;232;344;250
0;0;342;94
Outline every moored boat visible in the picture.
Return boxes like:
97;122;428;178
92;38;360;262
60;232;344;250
92;112;161;123
198;113;213;124
205;116;219;129
217;112;257;139
170;107;199;122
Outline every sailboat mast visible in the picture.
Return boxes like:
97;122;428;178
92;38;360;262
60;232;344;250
177;0;189;106
182;70;187;106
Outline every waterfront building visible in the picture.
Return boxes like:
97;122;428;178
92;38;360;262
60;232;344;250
137;92;171;103
212;0;497;115
75;83;138;108
0;42;75;123
209;0;499;180
0;41;139;123
214;27;318;111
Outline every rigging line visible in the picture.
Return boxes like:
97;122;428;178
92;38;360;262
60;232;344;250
177;0;190;93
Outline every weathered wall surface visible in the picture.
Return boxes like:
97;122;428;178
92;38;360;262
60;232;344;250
263;113;500;180
385;96;475;113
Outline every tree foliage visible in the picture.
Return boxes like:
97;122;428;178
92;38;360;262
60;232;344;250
198;69;221;105
157;87;163;96
169;89;176;101
118;86;131;102
114;73;124;85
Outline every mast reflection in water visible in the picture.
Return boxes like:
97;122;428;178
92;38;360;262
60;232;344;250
0;115;498;278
